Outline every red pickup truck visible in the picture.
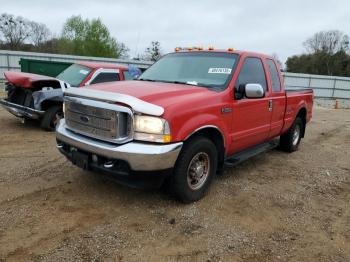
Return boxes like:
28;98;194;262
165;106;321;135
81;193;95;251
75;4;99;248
0;61;136;130
56;49;313;203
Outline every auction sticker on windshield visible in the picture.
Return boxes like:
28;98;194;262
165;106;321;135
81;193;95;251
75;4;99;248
208;68;232;74
79;69;90;75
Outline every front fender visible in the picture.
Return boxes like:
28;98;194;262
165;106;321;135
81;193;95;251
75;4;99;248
173;113;229;147
32;89;63;110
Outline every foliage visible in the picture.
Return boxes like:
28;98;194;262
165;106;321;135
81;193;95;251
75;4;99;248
59;16;128;58
286;30;350;76
0;13;128;59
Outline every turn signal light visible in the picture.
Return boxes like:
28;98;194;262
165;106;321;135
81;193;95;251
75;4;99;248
163;134;172;143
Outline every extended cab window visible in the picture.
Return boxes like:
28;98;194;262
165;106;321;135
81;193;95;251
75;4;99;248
236;57;267;93
90;72;120;84
267;59;281;92
139;52;239;90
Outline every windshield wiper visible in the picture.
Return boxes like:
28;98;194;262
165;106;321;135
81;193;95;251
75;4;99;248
160;80;213;88
137;78;156;82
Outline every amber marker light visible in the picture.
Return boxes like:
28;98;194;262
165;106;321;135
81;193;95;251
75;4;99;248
208;46;214;51
228;47;234;51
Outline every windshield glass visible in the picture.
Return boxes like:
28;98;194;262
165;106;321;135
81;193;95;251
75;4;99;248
139;52;239;90
56;64;92;86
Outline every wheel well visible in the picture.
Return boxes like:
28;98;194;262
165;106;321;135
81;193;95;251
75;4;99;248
296;108;307;137
40;100;62;111
186;127;225;173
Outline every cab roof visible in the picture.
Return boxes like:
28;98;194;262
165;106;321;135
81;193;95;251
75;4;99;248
172;49;274;60
75;61;129;70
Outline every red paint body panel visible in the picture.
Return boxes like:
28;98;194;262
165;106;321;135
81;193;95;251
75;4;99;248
87;50;313;156
4;71;56;88
5;62;128;88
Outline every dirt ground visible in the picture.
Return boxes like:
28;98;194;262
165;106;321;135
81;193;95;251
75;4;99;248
0;104;349;262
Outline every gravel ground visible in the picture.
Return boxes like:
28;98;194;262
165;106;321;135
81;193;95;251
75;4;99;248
0;105;349;262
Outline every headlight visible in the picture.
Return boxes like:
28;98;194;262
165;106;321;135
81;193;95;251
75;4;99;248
134;115;171;143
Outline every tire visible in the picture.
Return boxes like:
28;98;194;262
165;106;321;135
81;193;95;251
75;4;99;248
280;117;304;152
40;105;63;131
171;136;217;203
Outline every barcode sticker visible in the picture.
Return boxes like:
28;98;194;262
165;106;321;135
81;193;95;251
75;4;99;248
208;68;232;74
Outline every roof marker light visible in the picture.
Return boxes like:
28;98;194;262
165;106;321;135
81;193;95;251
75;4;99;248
228;47;234;51
208;46;214;51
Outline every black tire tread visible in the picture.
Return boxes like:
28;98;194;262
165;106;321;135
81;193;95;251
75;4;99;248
171;136;217;203
280;117;303;152
40;105;62;131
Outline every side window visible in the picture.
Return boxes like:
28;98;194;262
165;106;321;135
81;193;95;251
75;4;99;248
90;72;120;84
236;57;267;93
267;59;281;92
123;71;133;80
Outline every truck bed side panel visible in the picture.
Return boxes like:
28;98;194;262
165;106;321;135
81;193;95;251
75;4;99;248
281;89;313;134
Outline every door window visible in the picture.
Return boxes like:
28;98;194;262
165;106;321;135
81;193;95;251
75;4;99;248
236;57;267;95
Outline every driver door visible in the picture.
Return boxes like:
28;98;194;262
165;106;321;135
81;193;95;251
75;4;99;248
230;57;271;154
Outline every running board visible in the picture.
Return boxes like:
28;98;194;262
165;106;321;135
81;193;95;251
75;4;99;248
224;140;279;167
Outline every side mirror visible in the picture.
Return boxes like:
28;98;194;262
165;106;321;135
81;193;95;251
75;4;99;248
245;83;265;98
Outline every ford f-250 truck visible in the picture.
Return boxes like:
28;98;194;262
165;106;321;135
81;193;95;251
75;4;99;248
0;61;138;130
55;49;313;203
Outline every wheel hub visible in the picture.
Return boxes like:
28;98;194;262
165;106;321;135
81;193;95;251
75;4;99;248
187;152;210;190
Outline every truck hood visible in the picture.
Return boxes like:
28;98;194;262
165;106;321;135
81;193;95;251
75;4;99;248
87;80;216;110
4;71;58;88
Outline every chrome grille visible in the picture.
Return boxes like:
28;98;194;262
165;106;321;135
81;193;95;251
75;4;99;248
64;98;132;143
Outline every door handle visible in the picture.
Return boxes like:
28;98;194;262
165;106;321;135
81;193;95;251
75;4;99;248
268;99;273;112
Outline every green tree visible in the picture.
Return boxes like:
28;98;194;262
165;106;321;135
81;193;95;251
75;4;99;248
59;15;128;58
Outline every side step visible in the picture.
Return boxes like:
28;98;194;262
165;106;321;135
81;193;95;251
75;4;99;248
224;140;279;167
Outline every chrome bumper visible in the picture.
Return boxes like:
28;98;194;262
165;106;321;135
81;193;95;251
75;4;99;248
56;119;183;171
0;99;45;119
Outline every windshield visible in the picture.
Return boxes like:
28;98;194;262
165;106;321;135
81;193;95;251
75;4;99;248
139;52;239;90
56;64;92;86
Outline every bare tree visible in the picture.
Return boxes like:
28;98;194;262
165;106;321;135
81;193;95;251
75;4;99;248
303;30;349;54
144;41;162;61
29;21;50;47
0;13;31;49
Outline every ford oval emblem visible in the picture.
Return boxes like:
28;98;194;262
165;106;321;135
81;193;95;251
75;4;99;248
80;115;89;123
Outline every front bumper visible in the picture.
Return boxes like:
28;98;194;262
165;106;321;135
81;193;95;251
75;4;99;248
56;119;183;172
0;99;45;119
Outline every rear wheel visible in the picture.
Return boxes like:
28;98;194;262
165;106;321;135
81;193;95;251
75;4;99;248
280;117;303;152
40;105;63;131
171;136;217;203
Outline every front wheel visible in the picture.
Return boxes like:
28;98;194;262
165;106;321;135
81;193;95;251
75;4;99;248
40;105;63;131
280;117;304;152
171;136;217;203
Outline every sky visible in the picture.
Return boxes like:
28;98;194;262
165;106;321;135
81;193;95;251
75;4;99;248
1;0;349;65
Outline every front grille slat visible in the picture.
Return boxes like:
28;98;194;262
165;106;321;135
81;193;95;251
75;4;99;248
65;100;131;143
